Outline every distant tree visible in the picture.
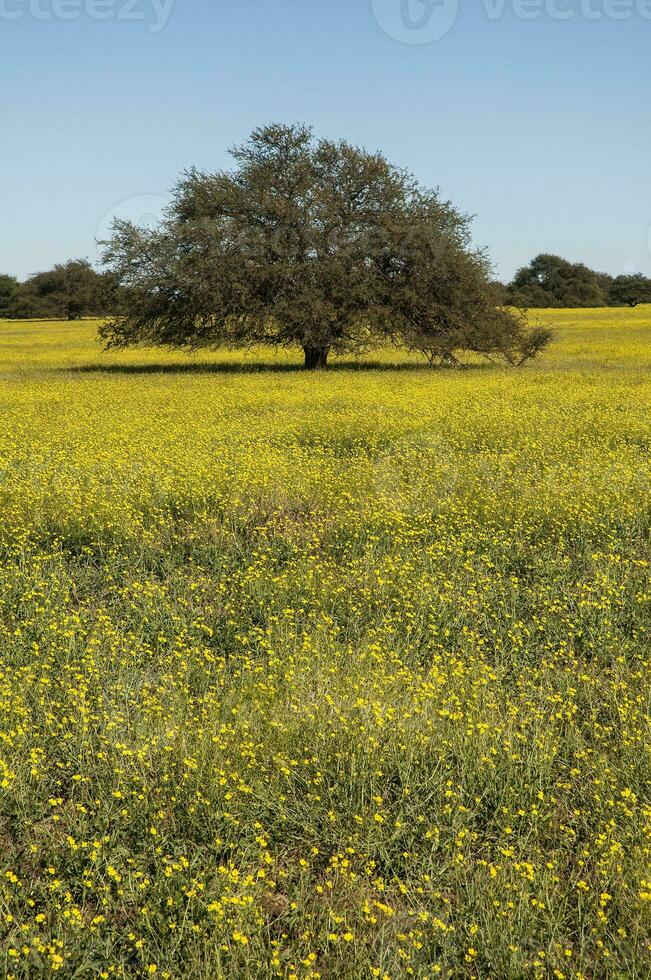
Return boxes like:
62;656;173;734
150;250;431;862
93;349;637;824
34;259;101;320
101;123;549;369
5;259;104;319
3;282;56;319
507;254;610;309
0;274;19;315
610;273;651;308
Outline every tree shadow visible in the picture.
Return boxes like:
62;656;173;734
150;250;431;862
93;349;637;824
60;359;492;376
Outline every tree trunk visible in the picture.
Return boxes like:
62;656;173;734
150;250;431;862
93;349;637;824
303;346;330;370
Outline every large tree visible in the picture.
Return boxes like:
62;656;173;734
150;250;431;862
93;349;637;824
101;124;548;369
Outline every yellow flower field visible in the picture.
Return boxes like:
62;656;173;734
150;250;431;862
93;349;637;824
0;309;649;978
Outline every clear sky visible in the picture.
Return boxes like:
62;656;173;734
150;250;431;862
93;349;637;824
1;0;650;282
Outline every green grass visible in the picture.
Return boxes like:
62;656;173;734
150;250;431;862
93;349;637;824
0;308;649;978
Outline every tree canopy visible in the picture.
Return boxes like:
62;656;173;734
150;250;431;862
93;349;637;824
100;124;549;369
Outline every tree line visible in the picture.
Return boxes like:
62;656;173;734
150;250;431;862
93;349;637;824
501;253;651;309
0;261;116;321
4;250;645;325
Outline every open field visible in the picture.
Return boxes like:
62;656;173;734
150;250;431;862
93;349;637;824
0;308;649;978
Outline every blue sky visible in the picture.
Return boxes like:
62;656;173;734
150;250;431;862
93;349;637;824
1;0;650;282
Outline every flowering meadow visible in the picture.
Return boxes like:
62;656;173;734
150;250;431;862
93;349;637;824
0;308;649;978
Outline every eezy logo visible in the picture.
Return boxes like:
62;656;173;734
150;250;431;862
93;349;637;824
0;0;175;33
